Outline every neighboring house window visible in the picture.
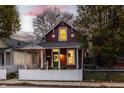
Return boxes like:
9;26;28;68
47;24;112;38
59;27;67;41
18;42;20;46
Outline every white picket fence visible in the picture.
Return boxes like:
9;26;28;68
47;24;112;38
0;65;18;80
0;69;6;80
19;69;82;81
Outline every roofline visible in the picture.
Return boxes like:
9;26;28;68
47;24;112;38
43;46;80;49
20;42;43;50
0;47;12;52
19;42;81;50
1;38;28;49
41;21;78;39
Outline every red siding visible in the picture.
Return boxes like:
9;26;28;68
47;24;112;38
78;49;82;69
45;22;78;42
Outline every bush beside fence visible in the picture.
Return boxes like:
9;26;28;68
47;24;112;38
83;56;124;82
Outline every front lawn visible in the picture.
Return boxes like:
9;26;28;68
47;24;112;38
84;71;124;82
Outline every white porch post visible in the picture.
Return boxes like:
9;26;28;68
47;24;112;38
51;49;53;68
40;50;43;68
58;48;60;70
4;52;6;68
46;60;48;70
24;50;27;69
76;48;79;69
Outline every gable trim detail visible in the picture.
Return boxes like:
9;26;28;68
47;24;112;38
41;21;78;39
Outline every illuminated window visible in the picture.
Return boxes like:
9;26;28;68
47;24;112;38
53;49;59;62
59;27;67;41
53;49;58;52
67;49;75;65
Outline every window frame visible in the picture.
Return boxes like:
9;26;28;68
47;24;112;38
58;27;67;41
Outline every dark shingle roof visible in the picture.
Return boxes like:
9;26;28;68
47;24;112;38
0;47;11;52
5;38;29;49
21;42;43;49
20;41;81;49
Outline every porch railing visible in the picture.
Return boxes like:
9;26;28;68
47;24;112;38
0;69;6;80
0;65;18;74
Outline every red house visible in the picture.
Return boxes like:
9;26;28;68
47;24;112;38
19;21;83;81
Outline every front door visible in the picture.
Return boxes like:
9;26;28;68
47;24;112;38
53;49;59;69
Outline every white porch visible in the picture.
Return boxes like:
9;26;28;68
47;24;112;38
0;65;18;80
0;65;18;74
0;48;18;72
18;48;83;81
19;43;83;81
0;48;18;80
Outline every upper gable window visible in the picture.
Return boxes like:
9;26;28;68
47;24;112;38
59;27;67;41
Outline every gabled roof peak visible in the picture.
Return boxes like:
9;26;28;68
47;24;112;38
41;20;77;38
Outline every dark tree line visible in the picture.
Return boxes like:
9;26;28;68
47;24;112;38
74;5;124;67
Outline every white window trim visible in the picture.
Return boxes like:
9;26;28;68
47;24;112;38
58;27;67;41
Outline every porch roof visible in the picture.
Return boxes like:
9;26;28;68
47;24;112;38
21;43;44;50
41;41;81;48
21;41;81;50
0;47;12;52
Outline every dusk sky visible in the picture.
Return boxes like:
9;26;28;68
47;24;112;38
17;5;77;32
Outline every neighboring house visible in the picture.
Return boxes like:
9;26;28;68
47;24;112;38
19;21;83;81
0;38;28;75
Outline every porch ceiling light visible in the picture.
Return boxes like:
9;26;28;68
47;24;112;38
71;33;75;38
52;34;55;38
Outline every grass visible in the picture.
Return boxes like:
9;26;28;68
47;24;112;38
84;72;124;82
7;73;17;80
109;73;124;82
84;72;106;81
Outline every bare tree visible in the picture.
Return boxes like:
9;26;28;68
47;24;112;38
33;7;73;42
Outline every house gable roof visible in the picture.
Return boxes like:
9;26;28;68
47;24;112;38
6;38;29;49
0;38;29;49
41;21;78;38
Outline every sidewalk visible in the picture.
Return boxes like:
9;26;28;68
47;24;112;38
0;79;124;87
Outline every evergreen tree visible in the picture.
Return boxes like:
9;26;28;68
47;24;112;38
74;5;124;67
0;5;20;39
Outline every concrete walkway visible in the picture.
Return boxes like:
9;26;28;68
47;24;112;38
0;79;124;87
